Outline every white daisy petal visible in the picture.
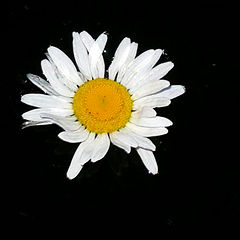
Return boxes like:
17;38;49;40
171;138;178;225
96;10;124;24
80;31;107;79
130;116;173;127
131;107;157;118
130;60;173;96
125;71;148;90
121;49;155;86
77;133;96;166
79;31;95;51
58;127;89;143
131;133;156;151
136;148;158;174
127;49;155;73
21;94;72;109
46;56;78;92
41;59;75;97
108;37;131;80
131;80;170;100
67;160;83;180
40;113;80;131
67;132;95;179
127;42;138;62
22;120;53;129
88;32;107;79
148;61;174;81
78;133;97;164
116;42;138;83
125;49;163;89
47;46;83;87
155;85;186;99
72;32;92;80
112;130;138;148
148;49;163;69
26;74;58;95
120;127;156;151
128;60;170;91
109;132;131;153
91;133;110;162
126;122;168;137
22;108;73;121
133;96;171;110
113;38;131;59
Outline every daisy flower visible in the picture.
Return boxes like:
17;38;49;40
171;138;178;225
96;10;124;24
21;31;185;179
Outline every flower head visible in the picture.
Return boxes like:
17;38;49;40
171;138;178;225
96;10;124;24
21;31;185;179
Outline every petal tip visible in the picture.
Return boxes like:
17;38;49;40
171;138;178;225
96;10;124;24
66;166;82;180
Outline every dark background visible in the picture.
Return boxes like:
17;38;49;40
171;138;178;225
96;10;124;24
6;2;239;236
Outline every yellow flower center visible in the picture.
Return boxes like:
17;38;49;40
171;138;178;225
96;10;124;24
72;78;133;134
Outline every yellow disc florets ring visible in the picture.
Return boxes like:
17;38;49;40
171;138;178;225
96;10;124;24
72;78;133;134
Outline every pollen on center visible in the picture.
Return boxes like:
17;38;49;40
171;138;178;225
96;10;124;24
72;78;133;133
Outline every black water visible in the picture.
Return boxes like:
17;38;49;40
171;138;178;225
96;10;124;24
6;2;239;236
